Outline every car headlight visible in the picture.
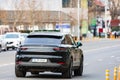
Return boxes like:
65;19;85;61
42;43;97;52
7;42;13;44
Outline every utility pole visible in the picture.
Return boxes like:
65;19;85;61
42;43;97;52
32;0;35;32
59;5;62;32
105;0;108;38
77;0;80;41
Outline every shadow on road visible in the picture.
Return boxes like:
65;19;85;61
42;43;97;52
26;73;62;79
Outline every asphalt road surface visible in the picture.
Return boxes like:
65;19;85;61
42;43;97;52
0;39;120;80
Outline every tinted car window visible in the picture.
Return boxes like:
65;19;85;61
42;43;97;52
24;35;62;45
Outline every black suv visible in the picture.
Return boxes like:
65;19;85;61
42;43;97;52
15;32;84;78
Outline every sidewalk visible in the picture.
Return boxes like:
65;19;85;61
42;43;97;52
81;37;120;42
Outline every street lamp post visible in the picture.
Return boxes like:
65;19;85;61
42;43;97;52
77;0;80;41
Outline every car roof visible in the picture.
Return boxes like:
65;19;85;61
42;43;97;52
21;33;29;35
29;32;68;36
5;32;21;34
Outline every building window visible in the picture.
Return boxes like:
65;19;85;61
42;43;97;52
62;0;77;8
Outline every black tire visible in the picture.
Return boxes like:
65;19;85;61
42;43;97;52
12;47;17;50
62;59;73;78
15;66;26;77
12;47;14;50
7;47;9;50
3;46;7;51
3;49;7;51
31;72;39;75
74;58;83;76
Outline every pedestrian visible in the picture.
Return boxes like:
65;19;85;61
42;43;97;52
114;32;117;38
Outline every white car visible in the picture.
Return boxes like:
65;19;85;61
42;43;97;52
4;32;22;50
0;35;7;52
20;33;28;43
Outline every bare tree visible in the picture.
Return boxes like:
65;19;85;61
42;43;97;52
11;0;44;32
108;0;120;19
35;1;44;30
26;0;43;31
12;0;26;31
0;7;9;34
0;8;7;25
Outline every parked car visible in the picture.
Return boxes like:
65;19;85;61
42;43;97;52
4;32;22;50
15;32;84;78
0;35;7;52
20;33;28;43
117;31;120;37
0;35;2;52
21;33;28;38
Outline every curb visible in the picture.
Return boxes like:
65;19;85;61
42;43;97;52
81;38;120;42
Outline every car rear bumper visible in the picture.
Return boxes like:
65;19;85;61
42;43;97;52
15;52;71;72
17;62;61;67
16;62;68;72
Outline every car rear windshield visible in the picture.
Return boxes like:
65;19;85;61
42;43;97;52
24;35;62;45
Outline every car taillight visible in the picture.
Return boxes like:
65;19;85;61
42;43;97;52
53;47;67;51
16;61;22;64
20;47;28;50
57;62;65;65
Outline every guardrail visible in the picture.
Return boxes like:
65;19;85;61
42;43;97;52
105;66;120;80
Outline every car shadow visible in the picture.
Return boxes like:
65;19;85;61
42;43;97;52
26;72;63;79
25;72;85;79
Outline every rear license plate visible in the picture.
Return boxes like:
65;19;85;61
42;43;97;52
32;59;47;63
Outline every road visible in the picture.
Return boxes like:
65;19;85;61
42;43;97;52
0;39;120;80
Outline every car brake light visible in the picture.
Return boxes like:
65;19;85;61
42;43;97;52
53;47;67;51
57;62;65;65
16;61;22;64
20;47;28;50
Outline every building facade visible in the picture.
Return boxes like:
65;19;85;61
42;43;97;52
0;0;88;36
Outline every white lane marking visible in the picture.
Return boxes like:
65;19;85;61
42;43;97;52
97;59;103;62
0;63;14;67
116;57;120;62
111;56;115;58
84;45;120;52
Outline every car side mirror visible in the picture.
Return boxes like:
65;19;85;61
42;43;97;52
76;41;82;48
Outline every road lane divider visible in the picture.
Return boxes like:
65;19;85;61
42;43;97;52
0;63;14;67
105;66;120;80
118;66;120;80
105;69;110;80
114;67;117;80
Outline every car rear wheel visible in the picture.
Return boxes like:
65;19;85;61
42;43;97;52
74;58;83;76
62;59;73;78
15;67;26;77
